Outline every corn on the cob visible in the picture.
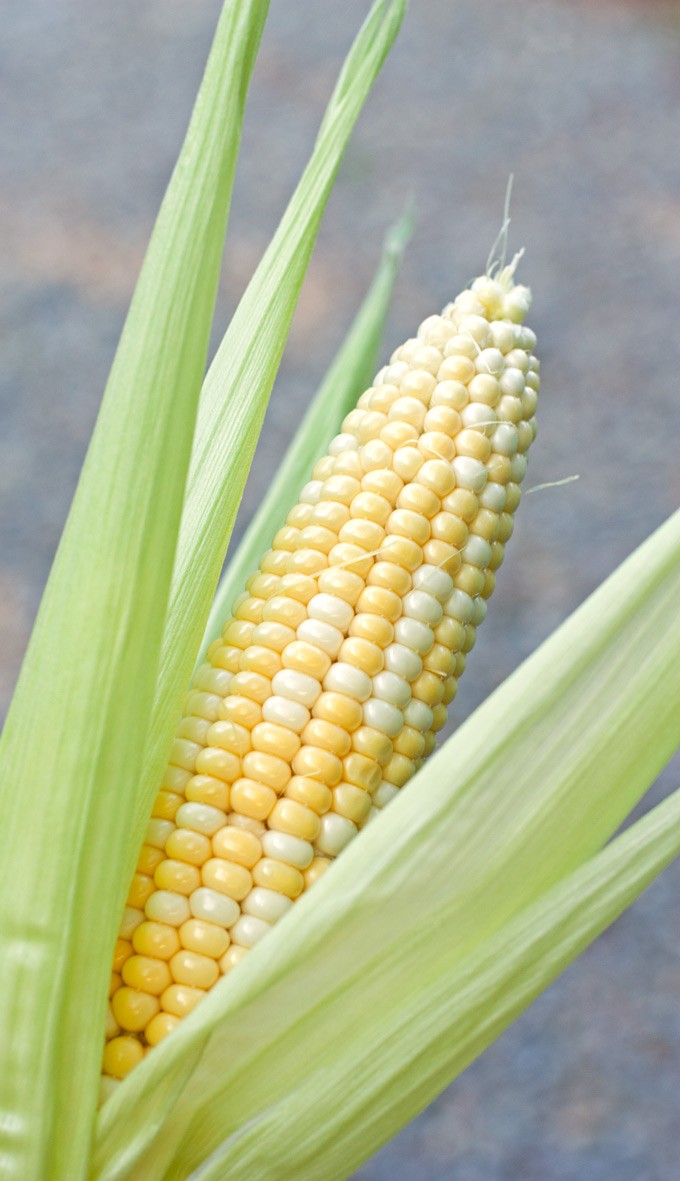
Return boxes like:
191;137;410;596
102;263;539;1096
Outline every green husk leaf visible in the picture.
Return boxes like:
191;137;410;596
93;507;680;1179
200;207;413;657
126;0;407;849
0;3;267;1176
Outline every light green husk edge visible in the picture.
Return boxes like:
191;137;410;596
0;1;678;1179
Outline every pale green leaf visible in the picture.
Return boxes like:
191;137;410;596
129;0;407;846
0;3;267;1177
200;207;413;656
93;507;680;1178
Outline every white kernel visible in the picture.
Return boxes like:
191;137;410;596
360;439;393;471
316;812;357;856
444;589;475;623
510;454;528;482
372;670;412;709
489;322;516;354
491;423;519;457
299;480;323;505
471;597;488;626
475;348;504;376
461;403;497;433
520;326;537;350
362;697;404;737
403;699;434;731
190;887;240;928
461;536;492;569
499;369;526;397
478;483;506;512
457;313;489;345
271;669;322;708
373;782;399;809
261;830;314;869
242;887;292;924
323;662;373;702
412;564;454;601
307;593;354;632
119;907;144;939
230;914;271;949
262;695;310;733
145;891;191;927
505;348;529;373
145;818;175;849
383;643;423;681
452;456;488;493
297;618;344;657
402;590;443;626
175;803;227;836
394;617;435;656
328;433;358;455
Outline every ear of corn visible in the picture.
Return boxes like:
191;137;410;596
102;263;539;1094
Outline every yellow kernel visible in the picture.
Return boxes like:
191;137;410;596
231;778;277;820
219;945;248;975
239;645;282;679
470;508;500;542
397;483;440;519
145;1013;181;1047
111;987;160;1033
103;1036;144;1080
416;459;456;497
367;562;412;597
132;921;180;960
136;843;164;876
438;355;475;384
342;752;382;793
154;859;201;896
311;500;350;531
252;857;304;899
280;573;319;605
152;790;183;822
169;949;219;990
429;512;468;548
380;420;419;451
185;774;229;811
194;747;241;784
297;524;335;553
431;379;469;410
349;612;394;647
212;825;262;868
442;488;479;522
382;753;415;788
339;518;385;552
262;595;307;629
235;596;265;624
108;972;121;999
392;446;424;482
355;585;401;623
351;726;392;764
112;938;132;973
442;677;458;705
251;721;300;763
338;637;384;677
424;405;462;436
320;474;361;506
176;716;211;746
285;775;333;814
268;798;321;842
242;750;291;793
423;644;456;678
292;745;343;785
165;827;212;867
287;548;328;577
482;570;496;598
328;542;374;579
401;367;437;400
251;621;296;653
455;429;491;462
332;783;372;825
379;535;422;572
304;856;331;889
422;540;461;574
229;671;272;705
222;620;255;649
316;566;365;605
201;857;253;902
161;984;205;1019
180;918;230;958
208;719;251;757
393;725;426;760
247;571;279;599
435;617;466;650
350;490;392;525
487;453;512;484
454;565;485;597
260;549;288;576
431;703;448;733
169;738;201;773
411;670;445;707
210;646;240;674
160;765;192;795
127;874;155;910
282;641;331;681
312;691;363;732
122;954;172;996
301;718;352;758
419;430;457;463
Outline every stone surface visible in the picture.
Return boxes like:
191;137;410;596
1;1;679;1177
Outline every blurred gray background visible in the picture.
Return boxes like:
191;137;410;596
1;0;679;1177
